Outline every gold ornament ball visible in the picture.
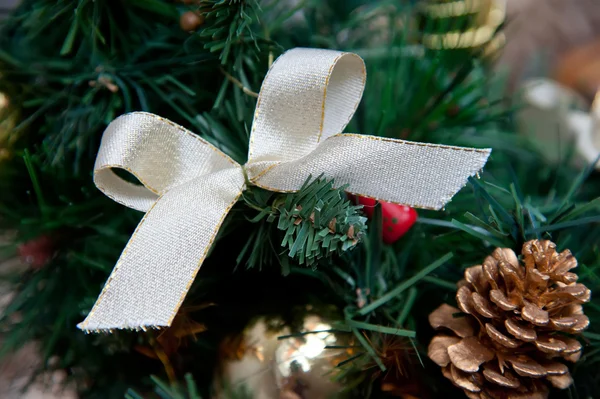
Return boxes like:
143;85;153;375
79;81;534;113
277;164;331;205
179;11;205;32
420;0;506;52
0;92;17;162
216;315;347;399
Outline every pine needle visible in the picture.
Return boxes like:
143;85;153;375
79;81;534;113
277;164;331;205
358;253;453;316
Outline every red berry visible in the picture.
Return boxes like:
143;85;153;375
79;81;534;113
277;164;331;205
352;195;418;244
380;202;418;244
18;235;55;269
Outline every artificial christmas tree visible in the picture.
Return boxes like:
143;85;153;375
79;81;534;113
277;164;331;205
0;1;598;399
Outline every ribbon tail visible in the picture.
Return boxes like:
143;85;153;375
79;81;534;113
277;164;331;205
78;168;244;332
249;134;490;211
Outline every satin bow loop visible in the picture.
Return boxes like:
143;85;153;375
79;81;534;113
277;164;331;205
79;48;491;332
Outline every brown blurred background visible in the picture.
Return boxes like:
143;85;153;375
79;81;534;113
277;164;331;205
501;0;600;96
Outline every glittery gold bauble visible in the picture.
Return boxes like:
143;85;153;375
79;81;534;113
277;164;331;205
427;240;590;399
419;0;506;54
179;11;205;32
0;92;17;162
216;315;348;399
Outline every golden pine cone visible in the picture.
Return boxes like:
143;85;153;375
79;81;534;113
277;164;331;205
428;239;591;399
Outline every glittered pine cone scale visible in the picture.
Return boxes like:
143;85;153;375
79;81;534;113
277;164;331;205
428;240;591;399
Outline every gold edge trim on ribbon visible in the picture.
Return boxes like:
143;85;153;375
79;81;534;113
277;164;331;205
95;165;162;195
79;185;245;332
250;179;464;211
247;161;282;182
246;51;285;162
250;134;490;210
77;194;164;331
338;133;492;153
83;112;246;331
166;188;245;327
124;112;239;168
94;182;153;214
316;53;343;144
247;49;367;163
92;110;244;210
315;52;367;145
247;49;346;174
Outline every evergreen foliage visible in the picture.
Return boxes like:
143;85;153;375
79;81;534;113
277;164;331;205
0;1;598;398
240;176;367;270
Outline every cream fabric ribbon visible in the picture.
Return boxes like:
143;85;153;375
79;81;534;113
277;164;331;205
78;48;491;332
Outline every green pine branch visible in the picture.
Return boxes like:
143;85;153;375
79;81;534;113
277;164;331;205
196;0;261;65
126;374;216;399
239;176;367;271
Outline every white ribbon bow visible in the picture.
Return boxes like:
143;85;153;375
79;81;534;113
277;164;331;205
78;48;491;332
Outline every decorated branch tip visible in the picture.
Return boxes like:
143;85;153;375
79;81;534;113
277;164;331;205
244;175;368;268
